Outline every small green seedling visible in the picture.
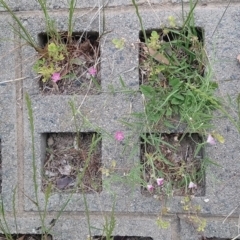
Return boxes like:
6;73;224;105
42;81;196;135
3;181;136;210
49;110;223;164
112;38;125;49
33;42;66;82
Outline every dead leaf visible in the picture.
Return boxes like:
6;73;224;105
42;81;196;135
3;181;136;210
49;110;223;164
52;81;59;92
17;236;25;240
59;165;72;175
79;39;91;52
237;54;240;62
47;137;54;146
161;207;170;215
56;176;73;189
73;136;79;150
212;132;225;144
45;170;57;177
111;160;116;168
143;46;169;65
71;57;86;66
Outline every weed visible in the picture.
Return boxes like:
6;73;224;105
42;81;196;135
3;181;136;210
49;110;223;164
129;0;226;234
140;132;208;197
129;0;224;199
156;217;170;229
139;26;219;132
181;196;207;232
0;0;101;94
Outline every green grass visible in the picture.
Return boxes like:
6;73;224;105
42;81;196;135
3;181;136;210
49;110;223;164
139;27;219;133
126;0;221;201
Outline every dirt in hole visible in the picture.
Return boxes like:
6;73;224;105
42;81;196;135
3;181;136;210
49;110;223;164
0;234;52;240
38;32;100;95
93;237;153;240
42;132;102;193
201;238;240;240
141;133;204;196
139;28;204;86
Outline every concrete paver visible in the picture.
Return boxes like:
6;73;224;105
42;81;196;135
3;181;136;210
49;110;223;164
1;1;240;239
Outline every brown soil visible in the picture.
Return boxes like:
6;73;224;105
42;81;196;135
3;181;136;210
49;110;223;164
139;28;204;86
141;133;204;196
201;238;239;240
0;235;52;240
42;132;102;193
39;32;100;95
93;237;153;240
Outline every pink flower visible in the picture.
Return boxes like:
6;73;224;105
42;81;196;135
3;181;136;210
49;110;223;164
147;184;154;191
88;66;97;77
188;182;197;189
207;134;216;145
114;131;124;141
156;178;164;186
51;72;61;83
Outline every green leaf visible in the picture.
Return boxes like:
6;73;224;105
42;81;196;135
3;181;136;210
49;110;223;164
140;85;155;98
71;58;85;65
149;112;161;122
61;73;76;79
194;143;204;158
169;78;180;87
119;76;126;87
166;107;172;117
174;94;184;101
209;81;218;90
48;42;58;53
112;38;125;49
171;98;181;105
151;31;159;39
164;121;175;129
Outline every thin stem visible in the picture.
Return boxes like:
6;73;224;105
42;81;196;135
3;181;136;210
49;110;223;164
132;0;147;43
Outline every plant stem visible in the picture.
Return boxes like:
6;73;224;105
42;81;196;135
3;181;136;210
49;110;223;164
131;0;147;43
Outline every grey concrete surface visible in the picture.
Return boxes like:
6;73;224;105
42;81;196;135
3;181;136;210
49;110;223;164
1;1;240;240
179;216;240;240
0;15;19;211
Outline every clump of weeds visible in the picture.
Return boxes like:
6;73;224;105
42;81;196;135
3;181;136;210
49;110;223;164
136;1;220;132
0;0;101;95
130;0;225;234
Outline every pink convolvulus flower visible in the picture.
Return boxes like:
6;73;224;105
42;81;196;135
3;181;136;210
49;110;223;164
114;131;124;141
188;182;197;189
207;134;216;145
51;72;61;83
88;66;97;77
156;178;164;186
147;184;154;191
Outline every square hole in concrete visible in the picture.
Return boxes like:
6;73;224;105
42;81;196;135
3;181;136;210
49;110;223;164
0;234;52;240
93;237;153;240
42;132;102;193
139;27;204;85
37;31;100;95
140;133;205;196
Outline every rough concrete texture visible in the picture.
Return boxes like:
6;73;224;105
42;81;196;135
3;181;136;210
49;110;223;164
1;1;240;239
0;1;17;11
13;0;240;11
12;0;203;11
179;216;240;240
0;15;19;211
